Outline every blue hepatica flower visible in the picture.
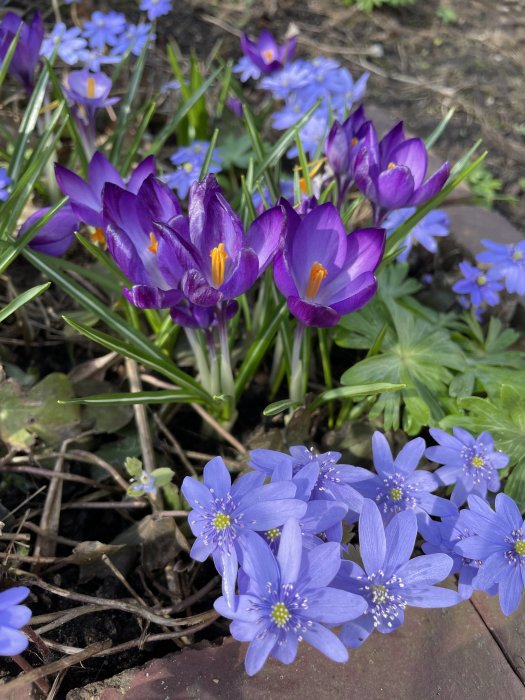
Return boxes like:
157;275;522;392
215;518;367;675
0;586;31;656
452;261;503;308
164;141;222;200
476;239;525;296
249;445;372;517
334;500;460;648
82;11;127;50
455;493;525;615
382;207;450;262
352;431;457;526
0;168;12;202
426;427;509;506
140;0;173;21
41;23;88;65
182;457;306;605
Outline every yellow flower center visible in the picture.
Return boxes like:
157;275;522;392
86;77;96;99
210;243;228;287
263;49;275;64
389;487;403;501
148;232;158;255
387;162;396;170
471;456;484;468
513;250;523;261
90;227;105;245
266;528;281;542
305;261;328;300
270;602;291;628
477;275;487;285
212;512;231;531
183;162;193;173
514;540;525;556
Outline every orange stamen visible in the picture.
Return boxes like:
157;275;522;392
387;162;396;170
305;261;328;300
263;49;275;63
210;243;228;287
148;232;158;254
351;137;358;147
90;227;105;245
86;77;96;99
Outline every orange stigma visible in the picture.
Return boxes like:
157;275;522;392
210;243;228;287
86;77;96;99
262;49;275;63
387;162;396;170
351;137;358;147
305;261;328;300
90;227;105;245
148;232;158;254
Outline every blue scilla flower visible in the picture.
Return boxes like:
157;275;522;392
215;519;367;675
452;261;503;308
78;48;121;72
41;23;88;65
352;431;457;527
82;11;127;50
233;55;261;82
455;493;525;615
476;239;525;296
249;445;372;516
182;457;306;605
334;500;460;648
0;168;12;202
140;0;173;21
0;586;31;656
260;60;314;100
164;141;222;199
383;207;450;262
426;427;508;506
110;23;153;58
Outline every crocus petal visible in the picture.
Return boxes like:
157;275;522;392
55;164;100;225
182;269;222;306
498;568;523;616
409;162;450;207
327;272;378;316
287;297;340;328
301;622;348;663
89;151;123;196
105;223;150;285
273;250;300;299
203;457;232;499
376;166;414;210
127;156;156;193
277;518;302;585
245;632;278;675
379;121;405;163
219;247;260;299
122;285;183;309
390;138;428;189
246;206;284;273
359;499;386;573
397;553;453;585
344;227;385;278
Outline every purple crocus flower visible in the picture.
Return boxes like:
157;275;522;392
325;105;368;177
64;69;119;153
161;175;283;307
426;427;509;506
169;299;238;330
455;493;525;615
55;151;156;229
0;11;44;93
183;457;307;605
273;202;385;327
476;239;525;296
240;30;296;76
103;174;185;308
21;203;79;257
335;500;460;648
382;207;450;261
351;432;457;527
452;261;504;308
0;586;31;656
214;518;367;675
352;121;450;225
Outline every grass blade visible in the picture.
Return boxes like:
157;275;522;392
0;283;50;323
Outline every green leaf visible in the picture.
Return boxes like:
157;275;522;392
263;399;302;416
312;383;406;409
124;456;143;478
0;283;50;324
151;467;175;487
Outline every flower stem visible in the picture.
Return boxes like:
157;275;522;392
290;322;306;404
185;328;211;391
218;302;235;420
